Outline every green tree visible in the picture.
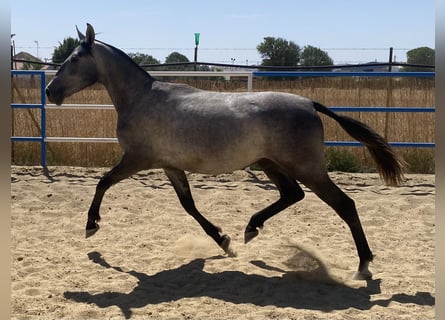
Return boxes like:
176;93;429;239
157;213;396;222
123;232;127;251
52;37;80;63
128;53;160;66
164;51;211;71
164;52;192;70
257;37;300;66
165;51;189;64
300;45;333;67
403;46;435;71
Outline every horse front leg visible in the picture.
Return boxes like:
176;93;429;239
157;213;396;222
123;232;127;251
164;168;236;257
86;154;142;238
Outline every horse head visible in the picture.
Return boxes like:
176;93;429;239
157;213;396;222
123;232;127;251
45;23;98;105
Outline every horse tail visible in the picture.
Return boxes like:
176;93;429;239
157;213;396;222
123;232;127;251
313;101;405;186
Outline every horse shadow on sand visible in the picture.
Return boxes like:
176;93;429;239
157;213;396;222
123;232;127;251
64;247;434;319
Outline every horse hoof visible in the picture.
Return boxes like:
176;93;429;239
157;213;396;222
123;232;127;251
352;271;372;280
353;260;372;280
85;224;99;238
244;228;259;244
220;235;237;257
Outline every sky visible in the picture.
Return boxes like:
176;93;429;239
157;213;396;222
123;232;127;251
11;0;435;66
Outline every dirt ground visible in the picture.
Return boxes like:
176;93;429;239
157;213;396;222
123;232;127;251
11;166;435;319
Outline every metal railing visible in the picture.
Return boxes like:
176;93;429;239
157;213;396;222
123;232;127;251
11;70;47;165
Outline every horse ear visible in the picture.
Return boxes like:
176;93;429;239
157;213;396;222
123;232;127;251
76;25;85;40
85;23;95;45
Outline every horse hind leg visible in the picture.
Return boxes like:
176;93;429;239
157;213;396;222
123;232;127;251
244;159;305;243
299;173;374;280
164;168;236;257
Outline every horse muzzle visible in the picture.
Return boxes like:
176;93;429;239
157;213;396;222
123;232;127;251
45;82;65;106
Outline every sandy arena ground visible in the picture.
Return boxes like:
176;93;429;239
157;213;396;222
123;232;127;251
11;166;435;319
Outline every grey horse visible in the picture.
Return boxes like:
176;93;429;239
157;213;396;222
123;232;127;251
46;24;404;280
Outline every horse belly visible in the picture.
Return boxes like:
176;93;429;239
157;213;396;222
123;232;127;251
176;139;262;174
155;122;263;174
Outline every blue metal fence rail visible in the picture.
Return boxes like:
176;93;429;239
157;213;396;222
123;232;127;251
252;71;435;78
11;70;435;167
326;106;435;148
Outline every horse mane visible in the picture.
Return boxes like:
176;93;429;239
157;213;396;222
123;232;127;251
93;39;154;80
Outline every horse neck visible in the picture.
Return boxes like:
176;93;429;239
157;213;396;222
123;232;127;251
94;43;153;113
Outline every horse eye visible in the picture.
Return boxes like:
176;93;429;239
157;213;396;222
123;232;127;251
71;54;79;63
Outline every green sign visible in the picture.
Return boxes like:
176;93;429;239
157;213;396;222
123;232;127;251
194;33;200;46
